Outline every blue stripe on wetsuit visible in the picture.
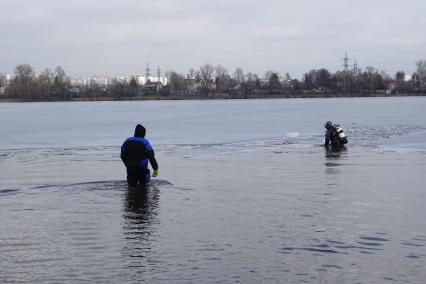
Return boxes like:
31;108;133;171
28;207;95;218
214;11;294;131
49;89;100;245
122;137;153;168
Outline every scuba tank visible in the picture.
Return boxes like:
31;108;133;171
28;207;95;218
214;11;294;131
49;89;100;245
335;124;348;144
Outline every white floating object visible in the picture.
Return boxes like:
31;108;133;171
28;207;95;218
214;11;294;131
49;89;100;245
286;132;299;138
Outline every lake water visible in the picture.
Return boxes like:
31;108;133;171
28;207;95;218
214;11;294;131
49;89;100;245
1;97;426;283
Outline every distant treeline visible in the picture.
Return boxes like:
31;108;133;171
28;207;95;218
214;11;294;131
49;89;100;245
1;61;426;101
1;65;72;101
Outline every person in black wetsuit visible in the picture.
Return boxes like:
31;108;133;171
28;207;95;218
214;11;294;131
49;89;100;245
121;124;159;186
324;121;348;148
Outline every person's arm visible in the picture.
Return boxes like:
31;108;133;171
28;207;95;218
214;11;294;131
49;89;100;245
147;150;158;170
144;139;159;175
120;142;127;165
147;149;159;177
324;132;330;147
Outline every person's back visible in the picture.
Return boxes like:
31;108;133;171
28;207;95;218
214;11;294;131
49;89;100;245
121;124;158;186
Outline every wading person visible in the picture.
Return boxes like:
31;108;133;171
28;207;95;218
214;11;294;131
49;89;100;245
324;121;348;148
121;124;159;186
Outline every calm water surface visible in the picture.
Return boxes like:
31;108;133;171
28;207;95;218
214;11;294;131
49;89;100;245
1;97;426;283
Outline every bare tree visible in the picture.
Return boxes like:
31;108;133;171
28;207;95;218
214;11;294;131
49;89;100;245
37;68;54;100
194;70;201;83
265;71;281;94
7;64;36;100
416;59;426;93
109;79;127;100
53;66;71;100
87;80;103;100
168;70;185;95
199;63;214;95
129;76;139;96
284;72;292;81
187;68;195;79
215;64;230;92
215;64;227;78
0;73;6;88
362;66;384;94
246;72;260;94
395;70;405;90
246;72;258;83
233;67;244;85
200;63;214;82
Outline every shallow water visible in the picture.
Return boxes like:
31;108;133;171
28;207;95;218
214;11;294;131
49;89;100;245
1;98;426;283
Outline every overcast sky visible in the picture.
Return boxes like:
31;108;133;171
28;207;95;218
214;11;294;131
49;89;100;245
1;0;425;78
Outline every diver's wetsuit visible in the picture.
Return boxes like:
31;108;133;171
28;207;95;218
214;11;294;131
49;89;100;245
121;128;158;186
324;125;342;148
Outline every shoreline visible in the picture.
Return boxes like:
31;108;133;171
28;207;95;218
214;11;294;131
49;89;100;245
0;93;424;103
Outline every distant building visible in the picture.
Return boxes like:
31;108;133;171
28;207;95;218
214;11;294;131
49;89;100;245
69;86;82;97
69;74;168;89
116;76;131;83
90;76;113;86
387;80;397;91
0;73;10;96
185;78;197;95
193;79;216;95
143;80;163;95
71;77;90;86
71;76;113;87
138;76;168;86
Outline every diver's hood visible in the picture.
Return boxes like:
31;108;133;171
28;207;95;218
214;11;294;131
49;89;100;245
134;124;146;137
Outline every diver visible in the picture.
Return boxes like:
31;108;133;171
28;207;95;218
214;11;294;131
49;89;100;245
324;121;348;148
121;124;159;186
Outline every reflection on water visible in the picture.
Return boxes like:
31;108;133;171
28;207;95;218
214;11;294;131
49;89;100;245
122;185;160;266
325;146;348;160
123;185;160;221
324;147;348;175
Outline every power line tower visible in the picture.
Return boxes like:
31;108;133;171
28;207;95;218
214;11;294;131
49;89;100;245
341;51;352;93
342;51;351;72
353;58;358;74
145;63;151;81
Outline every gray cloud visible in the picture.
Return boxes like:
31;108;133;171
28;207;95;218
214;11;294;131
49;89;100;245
0;0;425;78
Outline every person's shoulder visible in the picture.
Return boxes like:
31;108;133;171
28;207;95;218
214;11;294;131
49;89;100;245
123;137;134;143
141;138;153;150
129;137;152;145
143;138;153;147
126;137;144;142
